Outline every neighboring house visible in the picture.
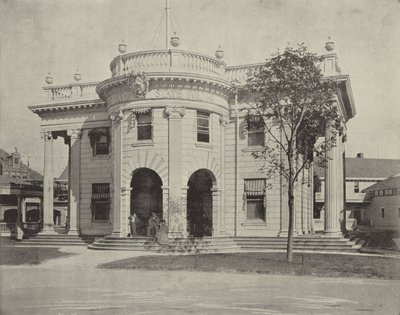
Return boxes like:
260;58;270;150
0;176;42;236
0;147;42;182
0;147;69;235
361;174;400;233
314;154;400;231
54;166;68;227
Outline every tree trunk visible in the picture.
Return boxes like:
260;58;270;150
287;184;295;263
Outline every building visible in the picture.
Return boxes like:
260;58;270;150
0;147;42;182
361;174;400;233
314;154;400;231
0;147;69;236
28;37;355;240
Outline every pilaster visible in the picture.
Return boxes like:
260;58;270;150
110;111;125;237
219;115;228;233
120;187;132;236
165;107;186;238
211;187;221;236
162;186;169;224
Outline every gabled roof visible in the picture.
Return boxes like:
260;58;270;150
57;165;68;182
0;175;33;186
314;158;400;179
0;148;43;180
362;174;400;192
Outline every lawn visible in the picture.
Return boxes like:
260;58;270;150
99;252;400;280
0;237;74;265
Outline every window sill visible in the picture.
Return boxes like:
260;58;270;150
195;142;213;149
132;141;154;147
241;220;267;226
243;146;264;153
91;154;111;160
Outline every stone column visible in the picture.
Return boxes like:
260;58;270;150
324;126;343;237
211;187;221;236
67;129;81;235
309;164;314;233
279;175;289;237
40;131;56;234
219;115;229;234
110;111;124;237
162;186;169;224
165;107;186;238
21;198;26;223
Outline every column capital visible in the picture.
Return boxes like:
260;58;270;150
219;115;229;126
40;130;53;141
67;128;82;139
110;110;124;123
165;106;186;119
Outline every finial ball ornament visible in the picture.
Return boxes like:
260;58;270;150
73;69;81;82
325;37;335;52
215;45;224;59
45;73;53;85
170;33;180;47
118;40;127;54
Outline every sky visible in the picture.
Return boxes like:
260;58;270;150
1;0;399;176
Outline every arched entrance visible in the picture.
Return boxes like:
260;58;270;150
4;209;17;223
130;168;163;236
187;169;215;237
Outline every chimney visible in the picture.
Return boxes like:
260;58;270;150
357;153;364;158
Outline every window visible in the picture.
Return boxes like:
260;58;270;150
398;208;400;218
137;112;152;141
94;135;109;155
91;183;110;221
88;128;110;156
247;116;264;146
381;208;385;218
14;157;19;165
197;111;210;143
354;181;359;193
244;179;266;221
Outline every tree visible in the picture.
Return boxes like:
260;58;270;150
240;44;343;262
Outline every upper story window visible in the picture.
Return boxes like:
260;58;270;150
247;116;264;146
244;179;266;221
381;208;385;218
354;181;359;193
88;128;110;156
137;112;152;141
197;111;210;143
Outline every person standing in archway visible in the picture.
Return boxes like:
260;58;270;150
128;214;138;237
147;213;160;238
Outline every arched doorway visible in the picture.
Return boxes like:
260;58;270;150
26;209;40;222
4;209;17;223
53;210;61;225
187;169;215;237
130;168;163;236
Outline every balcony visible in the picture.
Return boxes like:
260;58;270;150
110;50;226;80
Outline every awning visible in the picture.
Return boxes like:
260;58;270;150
244;179;265;196
91;193;110;200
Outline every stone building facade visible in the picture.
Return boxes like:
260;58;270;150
29;42;355;239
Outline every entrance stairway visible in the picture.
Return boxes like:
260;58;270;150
88;235;364;253
88;236;240;253
15;234;95;247
235;235;365;252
